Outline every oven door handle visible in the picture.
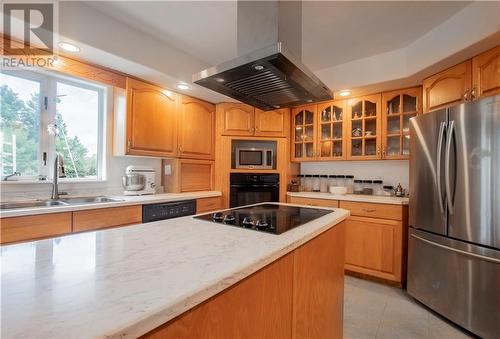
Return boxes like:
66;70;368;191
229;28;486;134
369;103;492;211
230;184;279;188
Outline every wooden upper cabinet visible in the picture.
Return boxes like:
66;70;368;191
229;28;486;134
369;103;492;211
218;103;255;136
346;94;382;160
423;60;472;113
125;77;178;157
254;108;289;137
291;105;317;162
217;103;288;137
317;100;347;160
381;87;422;159
178;95;215;160
472;45;500;100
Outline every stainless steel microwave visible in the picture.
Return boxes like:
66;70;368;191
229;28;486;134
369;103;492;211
235;148;274;169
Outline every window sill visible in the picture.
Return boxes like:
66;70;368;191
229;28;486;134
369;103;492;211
0;179;107;185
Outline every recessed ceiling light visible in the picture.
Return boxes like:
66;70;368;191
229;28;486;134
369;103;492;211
253;65;264;71
338;90;352;97
58;42;80;53
176;83;190;90
215;77;225;83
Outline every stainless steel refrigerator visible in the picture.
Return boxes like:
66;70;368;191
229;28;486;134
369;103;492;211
408;95;500;338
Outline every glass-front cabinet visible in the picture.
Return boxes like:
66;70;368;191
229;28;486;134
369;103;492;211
347;94;382;160
317;100;346;160
381;87;422;159
291;105;317;161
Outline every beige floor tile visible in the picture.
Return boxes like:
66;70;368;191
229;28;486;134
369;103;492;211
343;276;473;339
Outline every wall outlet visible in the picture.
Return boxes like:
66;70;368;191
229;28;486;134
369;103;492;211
164;164;172;175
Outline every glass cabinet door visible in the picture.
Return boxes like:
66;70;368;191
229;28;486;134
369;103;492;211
317;100;346;160
347;94;381;159
382;87;422;159
292;105;317;161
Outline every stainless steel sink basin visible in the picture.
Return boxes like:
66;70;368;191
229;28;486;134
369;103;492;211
59;197;124;204
0;196;124;210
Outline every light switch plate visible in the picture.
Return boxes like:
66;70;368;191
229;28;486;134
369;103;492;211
164;164;172;175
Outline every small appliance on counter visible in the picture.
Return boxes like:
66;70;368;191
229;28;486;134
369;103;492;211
122;166;156;196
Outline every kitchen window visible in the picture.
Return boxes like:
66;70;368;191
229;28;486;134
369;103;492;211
1;70;105;181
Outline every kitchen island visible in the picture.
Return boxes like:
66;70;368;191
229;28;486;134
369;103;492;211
1;203;349;339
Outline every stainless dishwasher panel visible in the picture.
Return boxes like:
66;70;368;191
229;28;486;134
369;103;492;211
407;228;500;338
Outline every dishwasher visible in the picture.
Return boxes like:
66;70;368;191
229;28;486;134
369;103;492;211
142;200;196;223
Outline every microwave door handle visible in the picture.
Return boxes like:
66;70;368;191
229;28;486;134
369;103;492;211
436;121;446;215
445;120;455;215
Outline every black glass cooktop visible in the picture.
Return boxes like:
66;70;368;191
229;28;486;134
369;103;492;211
194;203;333;234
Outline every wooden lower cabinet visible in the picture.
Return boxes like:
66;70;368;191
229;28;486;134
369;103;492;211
285;198;407;284
72;206;142;233
142;222;345;339
196;196;223;214
344;216;403;282
339;201;407;284
1;212;72;244
340;201;402;221
293;220;345;339
287;196;338;208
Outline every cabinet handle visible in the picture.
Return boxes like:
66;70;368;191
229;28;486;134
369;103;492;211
470;87;477;101
362;208;376;213
179;145;183;153
382;147;386;157
377;147;380;155
127;139;131;152
463;90;470;101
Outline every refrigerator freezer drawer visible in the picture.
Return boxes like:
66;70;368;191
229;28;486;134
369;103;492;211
407;228;500;338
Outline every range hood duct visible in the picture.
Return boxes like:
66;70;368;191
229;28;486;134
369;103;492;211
192;1;333;111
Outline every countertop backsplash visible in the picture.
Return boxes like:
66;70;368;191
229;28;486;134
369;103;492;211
300;160;409;190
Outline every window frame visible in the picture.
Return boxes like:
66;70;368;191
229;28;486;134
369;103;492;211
1;69;106;182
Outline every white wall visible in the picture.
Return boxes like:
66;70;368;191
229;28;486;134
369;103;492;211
300;160;409;189
1;87;163;200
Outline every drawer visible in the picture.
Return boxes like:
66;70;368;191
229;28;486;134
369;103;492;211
287;196;338;208
196;196;223;213
1;212;72;244
339;201;402;221
72;205;142;232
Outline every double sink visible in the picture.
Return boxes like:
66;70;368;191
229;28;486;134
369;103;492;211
0;196;124;210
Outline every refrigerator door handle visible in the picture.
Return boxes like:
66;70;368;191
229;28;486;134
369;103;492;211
445;120;455;215
410;233;500;264
436;121;446;214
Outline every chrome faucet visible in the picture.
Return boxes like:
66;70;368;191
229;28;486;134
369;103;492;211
3;171;20;181
51;153;67;199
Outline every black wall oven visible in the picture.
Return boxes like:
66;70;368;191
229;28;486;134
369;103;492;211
229;173;279;208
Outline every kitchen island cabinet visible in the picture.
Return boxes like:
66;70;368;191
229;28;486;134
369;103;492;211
143;222;345;339
1;204;348;339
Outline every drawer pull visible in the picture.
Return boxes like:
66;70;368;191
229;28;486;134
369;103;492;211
205;203;215;207
362;208;376;213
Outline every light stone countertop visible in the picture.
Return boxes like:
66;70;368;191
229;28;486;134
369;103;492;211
0;191;222;218
287;191;409;205
1;202;349;339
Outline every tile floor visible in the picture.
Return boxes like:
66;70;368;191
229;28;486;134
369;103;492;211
344;276;474;339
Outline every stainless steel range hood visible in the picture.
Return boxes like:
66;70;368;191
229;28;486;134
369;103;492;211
192;1;333;111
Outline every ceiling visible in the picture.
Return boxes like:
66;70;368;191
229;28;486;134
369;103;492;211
301;1;470;70
87;1;469;69
58;1;498;102
86;1;238;66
